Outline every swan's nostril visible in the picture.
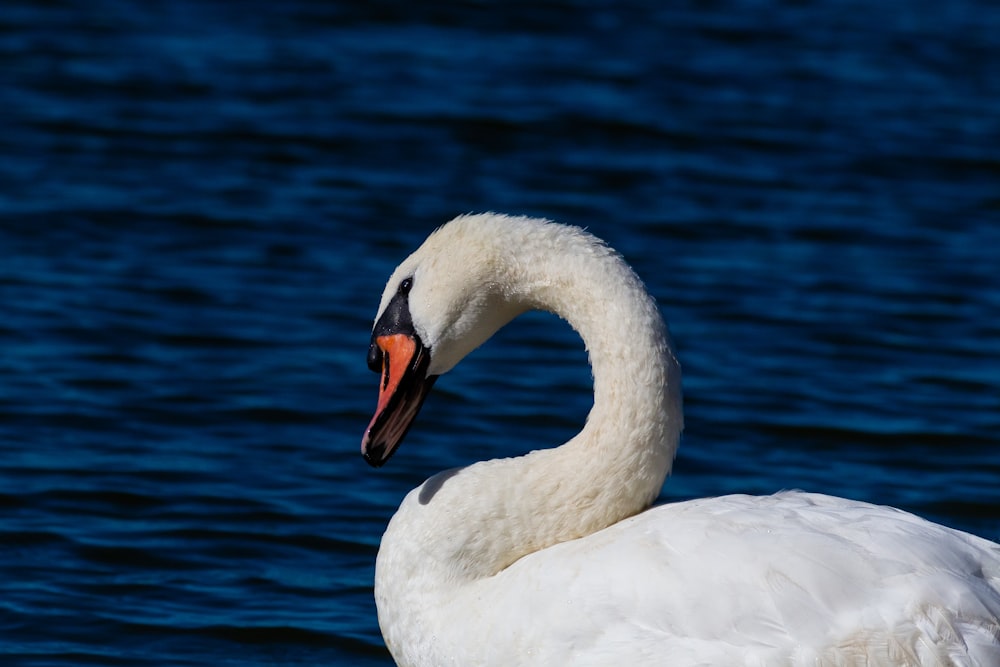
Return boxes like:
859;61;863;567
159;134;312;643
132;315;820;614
367;340;383;373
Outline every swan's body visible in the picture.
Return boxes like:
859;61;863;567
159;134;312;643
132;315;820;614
361;214;1000;666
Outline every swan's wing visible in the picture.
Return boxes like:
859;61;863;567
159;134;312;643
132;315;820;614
451;492;1000;666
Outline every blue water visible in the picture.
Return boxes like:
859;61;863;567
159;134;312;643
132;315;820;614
2;1;999;664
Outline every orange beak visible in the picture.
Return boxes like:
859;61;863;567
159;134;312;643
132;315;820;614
362;332;436;467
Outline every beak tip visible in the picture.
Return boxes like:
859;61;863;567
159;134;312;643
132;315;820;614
362;437;389;468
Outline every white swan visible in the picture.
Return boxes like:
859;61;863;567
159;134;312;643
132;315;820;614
361;213;1000;666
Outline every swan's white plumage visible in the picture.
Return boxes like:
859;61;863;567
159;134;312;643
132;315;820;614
366;213;1000;667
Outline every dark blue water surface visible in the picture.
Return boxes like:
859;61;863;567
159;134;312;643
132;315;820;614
2;1;999;664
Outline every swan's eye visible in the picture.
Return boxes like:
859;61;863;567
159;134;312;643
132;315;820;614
398;277;413;295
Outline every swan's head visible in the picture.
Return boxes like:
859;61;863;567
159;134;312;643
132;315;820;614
361;214;533;467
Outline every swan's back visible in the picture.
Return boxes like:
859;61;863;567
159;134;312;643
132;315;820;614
460;492;1000;666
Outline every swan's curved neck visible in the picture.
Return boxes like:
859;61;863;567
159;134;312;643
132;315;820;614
375;225;682;653
508;234;683;555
